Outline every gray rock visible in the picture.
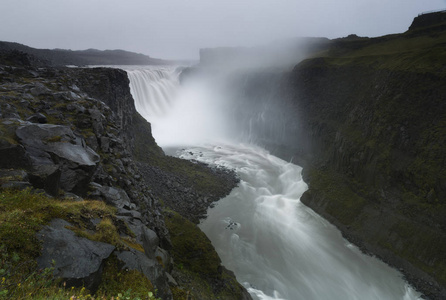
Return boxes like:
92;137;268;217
85;135;99;152
70;91;81;100
36;219;115;293
117;208;142;220
155;247;173;273
2;112;20;119
141;225;159;259
71;84;81;92
165;272;178;286
16;123;99;165
15;123;99;195
30;82;50;96
26;113;47;124
116;250;172;300
100;136;110;152
98;186;131;209
0;168;28;181
1;181;32;190
27;164;61;196
0;140;31;169
62;192;83;201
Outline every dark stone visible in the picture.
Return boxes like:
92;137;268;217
141;226;159;259
116;208;142;220
16;123;99;195
30;82;50;96
98;186;132;209
85;135;99;152
27;165;61;196
100;136;110;152
89;109;105;136
1;181;32;190
26;113;47;124
155;247;173;273
36;219;115;293
0;169;28;181
116;250;172;300
0;140;31;169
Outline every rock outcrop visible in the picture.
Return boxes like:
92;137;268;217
37;219;115;293
0;50;248;299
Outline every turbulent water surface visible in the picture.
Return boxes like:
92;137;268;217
124;66;422;300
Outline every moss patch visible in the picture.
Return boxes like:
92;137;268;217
306;169;367;226
317;31;446;74
165;210;248;299
0;188;134;299
165;210;221;277
96;254;159;299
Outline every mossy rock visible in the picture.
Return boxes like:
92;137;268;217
165;210;221;277
96;254;158;299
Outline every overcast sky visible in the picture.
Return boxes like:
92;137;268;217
1;0;445;60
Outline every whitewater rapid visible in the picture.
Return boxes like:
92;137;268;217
123;66;422;300
179;143;421;300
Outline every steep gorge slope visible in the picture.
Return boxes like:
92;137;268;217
286;13;446;299
200;11;446;299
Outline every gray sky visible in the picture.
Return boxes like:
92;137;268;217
1;0;445;60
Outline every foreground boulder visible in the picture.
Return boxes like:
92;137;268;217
36;219;115;293
16;123;99;196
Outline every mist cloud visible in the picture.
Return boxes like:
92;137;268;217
0;0;444;59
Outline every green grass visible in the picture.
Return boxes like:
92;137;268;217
164;210;221;277
164;210;248;300
96;255;160;300
0;188;162;299
315;31;446;73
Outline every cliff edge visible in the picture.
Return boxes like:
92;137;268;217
0;50;249;299
288;15;446;299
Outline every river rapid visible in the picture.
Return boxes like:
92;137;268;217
124;66;422;300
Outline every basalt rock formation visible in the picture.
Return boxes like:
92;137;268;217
0;50;249;299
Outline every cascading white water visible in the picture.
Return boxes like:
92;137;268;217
180;144;421;300
126;66;231;147
123;66;422;300
126;66;180;118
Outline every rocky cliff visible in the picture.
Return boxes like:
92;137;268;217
291;60;446;299
0;50;250;299
217;15;446;299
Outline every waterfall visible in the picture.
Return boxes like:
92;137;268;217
124;66;233;147
126;66;180;119
124;66;422;300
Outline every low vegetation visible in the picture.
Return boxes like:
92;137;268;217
0;188;159;299
164;210;247;299
315;30;446;73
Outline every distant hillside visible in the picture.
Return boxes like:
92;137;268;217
199;37;331;69
0;41;170;66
